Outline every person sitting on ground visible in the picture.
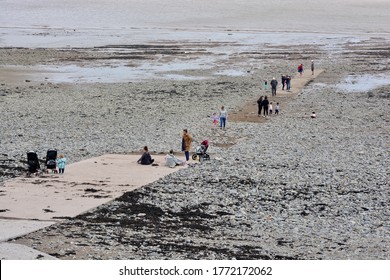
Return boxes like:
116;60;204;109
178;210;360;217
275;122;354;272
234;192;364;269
165;150;185;168
137;146;155;165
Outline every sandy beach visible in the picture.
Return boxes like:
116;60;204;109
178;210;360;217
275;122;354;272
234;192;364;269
1;0;390;260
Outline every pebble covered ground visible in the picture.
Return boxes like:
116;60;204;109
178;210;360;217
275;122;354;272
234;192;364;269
1;37;389;259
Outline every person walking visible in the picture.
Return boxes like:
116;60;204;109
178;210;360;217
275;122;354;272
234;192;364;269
311;60;315;75
181;129;193;161
262;96;269;117
270;77;278;96
257;96;263;117
286;75;291;91
281;75;286;90
298;64;304;76
219;105;228;129
56;154;67;174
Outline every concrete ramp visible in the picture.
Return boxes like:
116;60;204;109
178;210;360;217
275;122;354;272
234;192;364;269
0;154;184;221
0;153;186;260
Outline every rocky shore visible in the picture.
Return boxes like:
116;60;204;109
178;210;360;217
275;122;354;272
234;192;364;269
1;36;389;259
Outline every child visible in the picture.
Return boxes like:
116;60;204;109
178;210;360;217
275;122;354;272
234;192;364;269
275;102;280;115
263;80;268;91
211;112;219;129
57;154;67;174
269;102;273;115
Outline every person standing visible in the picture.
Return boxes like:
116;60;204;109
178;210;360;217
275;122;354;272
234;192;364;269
182;129;193;161
270;77;278;96
286;75;291;91
263;80;268;91
275;102;280;115
219;105;228;129
257;96;263;117
262;96;269;117
281;75;286;90
56;154;67;174
298;64;304;76
211;112;219;129
311;60;315;75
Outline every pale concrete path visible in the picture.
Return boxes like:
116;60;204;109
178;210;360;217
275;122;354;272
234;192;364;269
230;69;324;123
0;154;186;259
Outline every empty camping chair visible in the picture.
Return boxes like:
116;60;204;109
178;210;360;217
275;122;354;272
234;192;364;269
27;150;41;176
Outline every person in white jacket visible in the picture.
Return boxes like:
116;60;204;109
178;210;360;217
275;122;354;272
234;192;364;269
165;150;184;168
219;106;228;129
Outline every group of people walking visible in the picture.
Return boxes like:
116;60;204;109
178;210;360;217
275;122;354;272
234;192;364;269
257;96;280;117
265;75;292;96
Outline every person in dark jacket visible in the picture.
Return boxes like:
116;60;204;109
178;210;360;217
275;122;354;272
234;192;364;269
281;75;286;90
257;96;264;117
262;95;269;117
311;60;315;75
286;75;291;91
137;146;155;165
270;77;278;96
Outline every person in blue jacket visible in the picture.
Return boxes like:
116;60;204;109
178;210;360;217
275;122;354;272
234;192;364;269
57;154;67;174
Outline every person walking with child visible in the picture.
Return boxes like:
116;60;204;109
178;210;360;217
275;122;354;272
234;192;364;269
57;154;67;174
182;129;193;161
219;106;228;129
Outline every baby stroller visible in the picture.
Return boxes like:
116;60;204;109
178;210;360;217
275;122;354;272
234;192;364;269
26;150;42;176
192;140;210;162
45;149;58;173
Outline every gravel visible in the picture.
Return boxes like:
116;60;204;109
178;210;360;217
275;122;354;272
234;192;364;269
2;37;390;259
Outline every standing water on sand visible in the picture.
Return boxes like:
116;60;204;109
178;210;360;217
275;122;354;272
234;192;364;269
337;74;390;92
